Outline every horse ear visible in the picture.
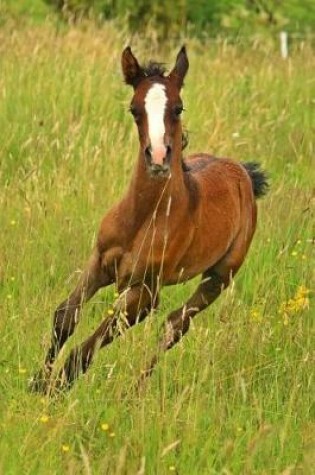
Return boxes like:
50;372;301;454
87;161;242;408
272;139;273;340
169;45;189;89
121;47;145;88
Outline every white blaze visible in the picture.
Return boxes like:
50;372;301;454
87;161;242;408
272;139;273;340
144;83;167;165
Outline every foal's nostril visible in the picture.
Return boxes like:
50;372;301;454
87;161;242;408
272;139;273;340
164;145;172;165
144;146;152;164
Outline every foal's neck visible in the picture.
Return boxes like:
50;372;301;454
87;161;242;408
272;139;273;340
129;144;186;214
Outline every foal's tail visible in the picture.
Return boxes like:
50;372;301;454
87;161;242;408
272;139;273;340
242;162;269;199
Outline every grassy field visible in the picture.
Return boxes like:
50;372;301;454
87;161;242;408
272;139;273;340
0;23;314;474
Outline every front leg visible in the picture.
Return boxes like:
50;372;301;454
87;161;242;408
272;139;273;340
54;284;159;391
30;249;109;392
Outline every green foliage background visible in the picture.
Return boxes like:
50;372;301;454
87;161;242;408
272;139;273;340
1;0;315;38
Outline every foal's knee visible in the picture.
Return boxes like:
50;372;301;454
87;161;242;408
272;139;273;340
115;285;159;326
53;300;78;344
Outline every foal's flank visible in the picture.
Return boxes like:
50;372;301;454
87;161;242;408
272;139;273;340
30;46;268;394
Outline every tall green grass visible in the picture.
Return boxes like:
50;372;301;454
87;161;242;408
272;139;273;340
0;25;314;474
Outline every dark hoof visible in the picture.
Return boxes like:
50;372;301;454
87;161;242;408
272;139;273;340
30;353;82;395
29;369;72;396
52;369;73;393
28;367;52;394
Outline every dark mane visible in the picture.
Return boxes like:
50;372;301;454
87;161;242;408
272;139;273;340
143;61;167;78
182;128;189;150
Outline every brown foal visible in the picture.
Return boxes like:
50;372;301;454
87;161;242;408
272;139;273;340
31;46;268;393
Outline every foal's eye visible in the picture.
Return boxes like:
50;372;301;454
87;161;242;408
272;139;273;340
173;105;184;117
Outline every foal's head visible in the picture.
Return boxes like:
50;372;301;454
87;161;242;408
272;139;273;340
122;46;189;178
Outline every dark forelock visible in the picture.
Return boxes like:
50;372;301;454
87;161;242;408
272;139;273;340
142;61;167;78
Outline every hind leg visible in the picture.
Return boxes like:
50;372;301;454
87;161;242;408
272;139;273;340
137;268;227;386
138;231;253;388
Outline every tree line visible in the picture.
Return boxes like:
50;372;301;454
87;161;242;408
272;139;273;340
45;0;315;40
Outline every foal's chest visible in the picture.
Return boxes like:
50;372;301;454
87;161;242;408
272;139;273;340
115;217;194;288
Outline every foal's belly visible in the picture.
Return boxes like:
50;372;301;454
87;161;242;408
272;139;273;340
116;220;232;288
163;238;231;285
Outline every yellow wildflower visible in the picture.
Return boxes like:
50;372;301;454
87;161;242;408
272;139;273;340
101;423;109;431
61;445;70;452
107;309;114;316
295;285;310;300
169;466;176;472
10;220;16;226
278;285;310;324
109;432;116;438
40;415;49;423
249;308;263;323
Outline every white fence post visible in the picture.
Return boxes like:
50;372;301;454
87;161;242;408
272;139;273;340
280;31;288;59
